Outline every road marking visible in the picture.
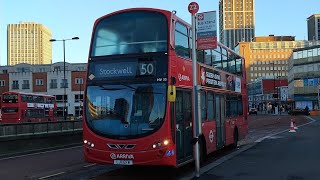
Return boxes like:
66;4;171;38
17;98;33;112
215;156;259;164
180;116;317;180
0;145;82;161
180;143;256;180
255;116;317;143
38;172;65;179
83;163;96;168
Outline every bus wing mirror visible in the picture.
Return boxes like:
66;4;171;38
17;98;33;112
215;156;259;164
167;85;176;102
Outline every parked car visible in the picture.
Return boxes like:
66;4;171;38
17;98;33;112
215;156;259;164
249;108;258;115
288;109;310;116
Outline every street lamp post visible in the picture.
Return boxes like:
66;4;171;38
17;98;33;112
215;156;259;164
79;82;82;118
270;62;276;113
50;37;79;120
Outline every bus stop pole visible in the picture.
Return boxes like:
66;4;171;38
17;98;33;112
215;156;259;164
191;13;201;178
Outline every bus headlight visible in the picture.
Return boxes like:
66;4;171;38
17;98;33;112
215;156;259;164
152;139;170;149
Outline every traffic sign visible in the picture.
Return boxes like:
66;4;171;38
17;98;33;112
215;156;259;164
188;2;199;15
196;11;217;50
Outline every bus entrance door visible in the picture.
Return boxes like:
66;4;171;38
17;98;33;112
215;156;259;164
175;90;193;164
216;95;226;149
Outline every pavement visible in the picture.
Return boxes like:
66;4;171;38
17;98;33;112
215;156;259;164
181;115;314;180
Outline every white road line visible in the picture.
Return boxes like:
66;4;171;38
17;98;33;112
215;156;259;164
0;145;82;161
255;116;317;143
83;163;96;168
38;172;65;179
180;116;318;180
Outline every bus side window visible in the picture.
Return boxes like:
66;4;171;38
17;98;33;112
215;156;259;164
236;58;243;76
207;92;214;121
21;95;27;102
226;96;230;118
238;95;243;115
200;91;206;122
228;55;236;74
175;22;190;59
197;50;204;63
212;47;222;70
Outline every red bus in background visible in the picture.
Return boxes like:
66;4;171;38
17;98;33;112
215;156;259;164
1;92;57;124
83;8;248;167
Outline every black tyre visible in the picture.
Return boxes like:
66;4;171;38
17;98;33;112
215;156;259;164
198;137;206;165
232;128;239;149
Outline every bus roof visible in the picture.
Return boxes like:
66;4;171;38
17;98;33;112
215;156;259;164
2;91;55;98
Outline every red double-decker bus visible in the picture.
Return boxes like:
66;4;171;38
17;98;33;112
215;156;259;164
83;8;248;166
1;92;57;124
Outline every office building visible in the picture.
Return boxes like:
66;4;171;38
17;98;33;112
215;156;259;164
235;35;320;83
288;45;320;110
307;14;320;41
219;0;255;49
7;22;52;65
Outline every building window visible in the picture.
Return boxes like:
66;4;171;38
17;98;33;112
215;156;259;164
12;80;19;89
75;106;83;118
75;78;83;85
0;80;5;87
36;79;43;86
22;80;30;89
61;79;68;88
74;94;84;103
39;68;46;72
53;66;61;71
50;79;57;89
55;95;68;102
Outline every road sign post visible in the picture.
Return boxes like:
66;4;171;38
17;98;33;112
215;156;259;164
188;2;201;178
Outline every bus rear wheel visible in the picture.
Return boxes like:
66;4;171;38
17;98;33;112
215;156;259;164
198;136;207;165
232;128;239;149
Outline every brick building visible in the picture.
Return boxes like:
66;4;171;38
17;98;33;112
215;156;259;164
0;62;86;117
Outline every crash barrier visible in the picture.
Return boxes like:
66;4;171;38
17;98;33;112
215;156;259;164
0;120;82;137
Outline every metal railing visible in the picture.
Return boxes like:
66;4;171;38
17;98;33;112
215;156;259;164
0;120;83;137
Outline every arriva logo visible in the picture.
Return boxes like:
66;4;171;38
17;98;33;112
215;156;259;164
110;153;134;160
178;73;190;81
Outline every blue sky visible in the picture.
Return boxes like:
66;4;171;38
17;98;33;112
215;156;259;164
0;0;319;65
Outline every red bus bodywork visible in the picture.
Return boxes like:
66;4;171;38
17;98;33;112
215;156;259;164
1;92;57;124
83;8;248;167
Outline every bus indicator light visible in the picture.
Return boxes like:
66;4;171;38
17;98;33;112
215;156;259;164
163;140;169;146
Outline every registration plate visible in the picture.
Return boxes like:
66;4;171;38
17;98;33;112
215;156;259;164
113;160;133;165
